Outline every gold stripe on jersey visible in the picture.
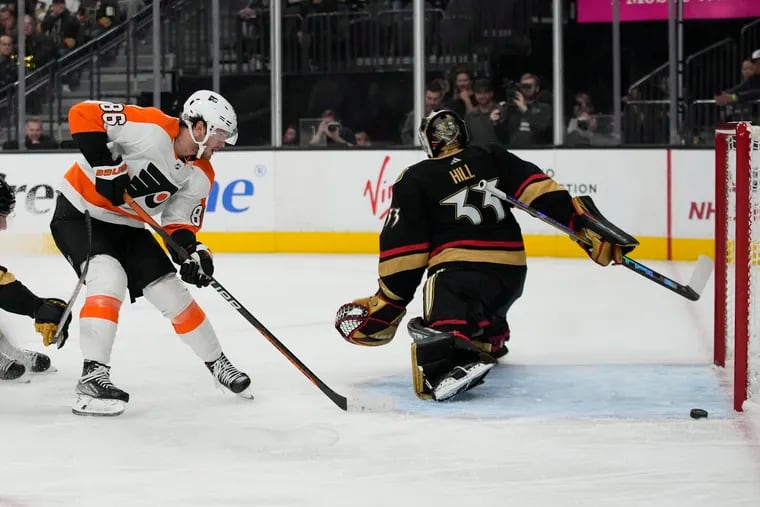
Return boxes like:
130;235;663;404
423;270;442;322
519;179;567;207
379;252;429;278
428;248;527;268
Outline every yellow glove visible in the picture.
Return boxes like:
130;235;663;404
572;196;639;266
34;298;70;347
335;291;407;346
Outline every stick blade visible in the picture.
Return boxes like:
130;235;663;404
687;255;714;300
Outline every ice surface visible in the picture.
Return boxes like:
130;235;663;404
1;254;759;507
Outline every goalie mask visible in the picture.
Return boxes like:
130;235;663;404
418;109;469;158
181;90;239;158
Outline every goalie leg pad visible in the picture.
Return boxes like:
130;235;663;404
408;317;495;401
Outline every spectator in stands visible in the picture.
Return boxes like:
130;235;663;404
2;117;59;150
431;76;451;104
0;34;15;87
400;80;443;145
565;112;616;146
41;0;80;56
309;109;356;147
0;6;16;39
502;73;552;147
445;66;475;118
41;0;81;90
24;14;54;67
93;0;121;37
355;130;371;146
464;78;501;147
283;125;298;145
715;50;760;108
567;92;594;136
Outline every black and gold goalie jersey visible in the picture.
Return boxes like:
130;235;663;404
377;144;574;303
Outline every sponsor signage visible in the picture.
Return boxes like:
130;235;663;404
578;0;760;23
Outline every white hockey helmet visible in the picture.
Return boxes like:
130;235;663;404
181;90;238;157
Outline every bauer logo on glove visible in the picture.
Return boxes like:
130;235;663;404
335;291;407;346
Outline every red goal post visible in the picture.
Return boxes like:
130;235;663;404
715;121;759;412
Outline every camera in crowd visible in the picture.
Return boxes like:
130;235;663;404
327;121;341;133
502;78;521;103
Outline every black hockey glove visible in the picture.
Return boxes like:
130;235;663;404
179;244;214;288
34;298;71;347
93;159;129;206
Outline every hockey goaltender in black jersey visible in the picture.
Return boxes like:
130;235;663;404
336;109;639;401
0;176;71;381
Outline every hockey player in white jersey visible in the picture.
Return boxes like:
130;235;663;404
50;90;252;416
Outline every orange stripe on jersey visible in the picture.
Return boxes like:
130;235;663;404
80;295;122;323
164;223;199;237
68;101;179;139
171;301;206;334
64;163;138;220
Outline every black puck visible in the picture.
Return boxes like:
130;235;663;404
690;408;708;419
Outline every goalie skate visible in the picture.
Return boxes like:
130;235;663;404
3;348;54;373
0;352;27;381
0;333;54;373
206;353;254;400
432;362;494;401
72;360;129;417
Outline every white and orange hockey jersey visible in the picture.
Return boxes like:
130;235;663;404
59;100;214;237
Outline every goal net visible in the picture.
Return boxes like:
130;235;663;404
715;122;760;412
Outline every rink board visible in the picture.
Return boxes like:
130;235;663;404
357;364;733;420
0;148;715;260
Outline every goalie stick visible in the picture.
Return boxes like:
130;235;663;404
54;209;92;348
123;193;349;411
474;180;713;301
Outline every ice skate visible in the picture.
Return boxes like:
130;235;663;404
72;360;130;416
432;362;494;401
0;351;26;381
205;353;253;400
3;347;53;373
0;332;54;373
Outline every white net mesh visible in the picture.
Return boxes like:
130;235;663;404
722;125;760;406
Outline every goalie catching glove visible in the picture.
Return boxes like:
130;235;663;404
571;195;639;266
335;290;407;346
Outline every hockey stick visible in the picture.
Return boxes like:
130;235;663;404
474;180;713;301
54;209;92;348
123;193;349;411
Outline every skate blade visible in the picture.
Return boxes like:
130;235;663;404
235;387;255;400
31;365;57;374
72;394;126;416
214;382;255;400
